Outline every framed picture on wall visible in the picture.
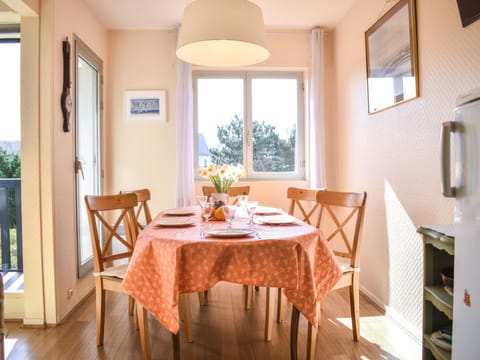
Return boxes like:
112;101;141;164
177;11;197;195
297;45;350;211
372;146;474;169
365;0;419;114
124;90;167;122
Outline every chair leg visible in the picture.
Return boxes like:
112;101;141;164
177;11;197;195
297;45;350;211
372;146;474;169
306;320;318;360
95;278;106;346
317;301;322;327
179;294;193;343
290;306;300;360
350;277;360;341
276;288;284;323
204;290;209;305
244;285;253;310
128;296;135;316
137;303;151;360
172;332;180;360
264;287;273;341
197;291;206;306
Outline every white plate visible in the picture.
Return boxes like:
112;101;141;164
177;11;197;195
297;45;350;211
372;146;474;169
164;208;195;216
156;218;195;227
205;228;255;238
255;206;283;215
257;215;298;225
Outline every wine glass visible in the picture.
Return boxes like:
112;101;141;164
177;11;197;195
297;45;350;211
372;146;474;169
196;195;208;207
200;201;214;237
237;195;248;216
246;201;258;225
222;205;236;229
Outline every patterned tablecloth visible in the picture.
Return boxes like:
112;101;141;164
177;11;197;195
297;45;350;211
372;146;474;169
123;208;342;334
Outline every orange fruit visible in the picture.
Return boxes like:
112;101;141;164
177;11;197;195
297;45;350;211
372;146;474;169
214;207;225;221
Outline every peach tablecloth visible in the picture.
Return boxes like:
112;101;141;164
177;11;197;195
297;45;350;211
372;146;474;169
123;208;342;334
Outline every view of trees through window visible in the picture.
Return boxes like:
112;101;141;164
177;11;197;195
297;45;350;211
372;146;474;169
209;114;296;172
195;72;304;178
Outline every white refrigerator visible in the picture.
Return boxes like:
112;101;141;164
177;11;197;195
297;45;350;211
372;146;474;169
441;86;480;359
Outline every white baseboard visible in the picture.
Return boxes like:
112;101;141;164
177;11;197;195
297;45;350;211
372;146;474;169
360;285;422;345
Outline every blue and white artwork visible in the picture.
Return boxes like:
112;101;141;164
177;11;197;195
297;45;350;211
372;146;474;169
124;90;167;122
130;98;160;115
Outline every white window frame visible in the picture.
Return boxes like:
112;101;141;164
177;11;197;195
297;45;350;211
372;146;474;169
193;70;305;180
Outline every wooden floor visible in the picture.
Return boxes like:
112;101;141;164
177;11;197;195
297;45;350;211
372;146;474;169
4;282;421;359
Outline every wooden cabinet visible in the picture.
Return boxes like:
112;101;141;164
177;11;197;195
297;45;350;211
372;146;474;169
418;225;454;360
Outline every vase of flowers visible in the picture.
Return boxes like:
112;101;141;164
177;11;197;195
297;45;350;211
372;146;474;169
198;164;246;208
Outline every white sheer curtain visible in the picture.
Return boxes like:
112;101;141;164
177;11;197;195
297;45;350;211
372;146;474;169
176;59;195;207
309;27;327;188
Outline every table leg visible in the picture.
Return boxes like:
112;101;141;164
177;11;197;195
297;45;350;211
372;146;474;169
136;303;151;360
290;306;300;360
264;287;273;341
172;332;180;360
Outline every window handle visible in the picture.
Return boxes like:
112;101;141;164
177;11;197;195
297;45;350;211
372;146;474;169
75;159;85;180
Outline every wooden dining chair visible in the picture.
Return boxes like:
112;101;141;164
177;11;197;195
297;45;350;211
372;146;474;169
202;185;250;205
119;189;152;316
85;193;180;359
120;188;193;344
263;187;324;341
292;190;367;359
120;188;152;232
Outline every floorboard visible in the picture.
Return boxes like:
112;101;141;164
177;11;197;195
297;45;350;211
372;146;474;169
4;282;421;359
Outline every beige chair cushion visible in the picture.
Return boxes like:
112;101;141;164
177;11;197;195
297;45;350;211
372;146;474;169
94;263;129;279
338;262;360;273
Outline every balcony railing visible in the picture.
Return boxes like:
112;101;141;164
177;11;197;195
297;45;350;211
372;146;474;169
0;178;22;273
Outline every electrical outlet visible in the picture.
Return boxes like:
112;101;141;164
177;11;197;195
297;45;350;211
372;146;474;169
67;288;73;299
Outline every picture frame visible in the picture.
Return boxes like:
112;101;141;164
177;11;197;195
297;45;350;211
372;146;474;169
124;90;167;122
365;0;418;114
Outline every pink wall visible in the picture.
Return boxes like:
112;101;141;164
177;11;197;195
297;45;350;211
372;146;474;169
332;0;480;331
52;0;108;321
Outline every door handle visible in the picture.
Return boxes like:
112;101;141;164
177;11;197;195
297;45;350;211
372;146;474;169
75;159;85;180
440;121;456;198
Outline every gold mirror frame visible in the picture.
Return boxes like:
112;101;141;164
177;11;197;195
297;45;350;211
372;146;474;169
365;0;419;114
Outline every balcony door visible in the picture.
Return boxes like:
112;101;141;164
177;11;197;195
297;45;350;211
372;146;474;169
74;36;103;278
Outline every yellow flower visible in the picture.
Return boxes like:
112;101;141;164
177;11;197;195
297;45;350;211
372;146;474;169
198;163;245;193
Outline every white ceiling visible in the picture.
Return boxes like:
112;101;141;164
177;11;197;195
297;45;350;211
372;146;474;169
82;0;358;31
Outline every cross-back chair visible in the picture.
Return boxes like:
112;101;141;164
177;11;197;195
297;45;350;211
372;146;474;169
291;190;367;359
85;193;180;359
120;188;193;344
202;185;250;205
120;188;152;232
119;189;153;315
84;193;151;352
263;187;324;341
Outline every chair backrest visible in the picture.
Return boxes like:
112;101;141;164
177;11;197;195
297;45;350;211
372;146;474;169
120;188;152;231
316;190;367;268
202;185;250;205
84;193;139;273
287;187;323;226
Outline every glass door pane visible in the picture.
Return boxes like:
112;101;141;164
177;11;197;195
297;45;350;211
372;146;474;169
75;38;102;278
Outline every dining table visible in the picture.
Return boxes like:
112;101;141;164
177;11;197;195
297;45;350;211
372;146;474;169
122;206;342;359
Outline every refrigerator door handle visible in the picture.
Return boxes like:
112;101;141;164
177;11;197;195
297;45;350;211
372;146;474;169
441;121;456;198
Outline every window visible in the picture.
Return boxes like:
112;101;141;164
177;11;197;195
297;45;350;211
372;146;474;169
194;71;305;179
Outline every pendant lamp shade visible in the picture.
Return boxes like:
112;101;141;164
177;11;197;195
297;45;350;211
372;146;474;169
176;0;270;67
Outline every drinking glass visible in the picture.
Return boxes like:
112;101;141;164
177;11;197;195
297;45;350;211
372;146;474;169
246;201;258;225
237;195;248;216
222;205;236;229
196;195;208;207
200;201;214;237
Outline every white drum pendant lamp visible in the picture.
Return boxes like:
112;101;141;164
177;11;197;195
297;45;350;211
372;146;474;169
176;0;270;67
